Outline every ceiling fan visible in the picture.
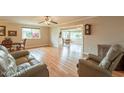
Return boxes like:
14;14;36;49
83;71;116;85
39;16;58;25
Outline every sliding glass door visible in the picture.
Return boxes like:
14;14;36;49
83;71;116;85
70;31;82;45
62;30;83;45
60;28;84;55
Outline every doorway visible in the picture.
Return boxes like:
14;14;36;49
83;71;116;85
59;27;84;56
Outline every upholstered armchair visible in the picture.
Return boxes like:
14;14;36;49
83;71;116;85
0;45;49;77
77;44;124;77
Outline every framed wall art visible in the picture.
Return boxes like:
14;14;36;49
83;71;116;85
0;26;6;36
8;30;17;36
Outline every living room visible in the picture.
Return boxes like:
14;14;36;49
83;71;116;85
1;0;124;93
0;16;124;77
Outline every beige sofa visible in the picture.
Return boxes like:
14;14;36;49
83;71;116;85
0;45;49;77
77;44;124;77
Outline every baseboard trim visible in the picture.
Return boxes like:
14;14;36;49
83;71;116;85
26;44;50;49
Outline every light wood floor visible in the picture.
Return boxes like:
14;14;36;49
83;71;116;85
29;44;83;77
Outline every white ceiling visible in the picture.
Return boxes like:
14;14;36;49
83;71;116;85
0;16;93;26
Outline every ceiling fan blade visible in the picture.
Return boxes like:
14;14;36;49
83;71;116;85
50;20;58;24
39;21;45;24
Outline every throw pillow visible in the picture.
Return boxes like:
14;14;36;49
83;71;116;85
5;54;17;76
0;45;8;54
0;50;9;76
99;44;122;70
0;50;17;76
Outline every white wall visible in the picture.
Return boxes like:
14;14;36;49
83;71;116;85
50;26;60;47
0;22;50;48
83;16;124;54
59;16;124;55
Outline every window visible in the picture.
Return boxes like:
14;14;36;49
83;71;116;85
62;31;70;39
22;28;40;39
62;31;82;40
70;31;82;40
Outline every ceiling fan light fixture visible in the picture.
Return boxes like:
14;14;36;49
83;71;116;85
39;16;58;25
45;21;50;25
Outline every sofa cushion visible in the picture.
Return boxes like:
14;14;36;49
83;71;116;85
99;44;122;70
0;50;17;76
29;59;41;65
17;63;31;72
87;54;101;63
26;55;35;61
16;57;28;66
11;51;29;59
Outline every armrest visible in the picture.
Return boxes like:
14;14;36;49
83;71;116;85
77;59;111;77
86;54;102;63
11;63;49;77
11;50;29;59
